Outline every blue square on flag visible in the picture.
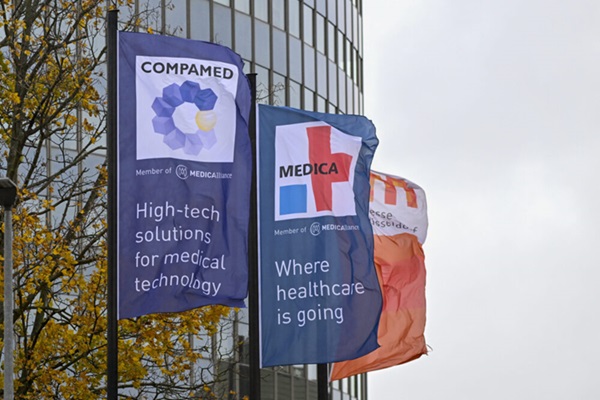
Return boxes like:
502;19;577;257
280;184;307;215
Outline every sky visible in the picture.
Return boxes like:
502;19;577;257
362;1;600;399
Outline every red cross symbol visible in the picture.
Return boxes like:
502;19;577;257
306;125;353;212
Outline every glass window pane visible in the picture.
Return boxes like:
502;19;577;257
213;4;232;47
337;30;345;70
303;5;313;45
214;0;229;5
303;44;315;90
141;0;162;33
255;0;268;21
289;0;300;37
347;75;354;113
358;14;363;55
316;52;327;96
317;96;326;112
273;0;285;30
346;0;353;38
328;0;337;24
315;13;325;53
234;12;252;60
165;0;186;37
254;20;270;67
328;22;336;61
304;87;314;111
255;64;270;104
289;36;302;81
328;60;338;104
346;38;352;76
337;0;345;33
235;0;250;13
272;28;287;74
316;0;327;16
273;73;286;105
338;67;346;113
289;80;301;109
190;0;210;41
353;3;358;43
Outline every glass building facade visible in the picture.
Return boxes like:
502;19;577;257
125;0;367;398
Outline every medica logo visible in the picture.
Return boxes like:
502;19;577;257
274;122;362;221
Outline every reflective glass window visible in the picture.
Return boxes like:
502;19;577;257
143;0;162;33
303;4;313;45
234;12;252;61
328;60;338;104
316;0;327;16
337;30;345;70
213;4;232;47
190;0;210;41
235;0;250;13
255;64;270;104
337;0;345;33
353;3;358;43
255;0;268;21
315;13;325;53
328;22;336;61
289;80;301;109
272;28;287;74
328;0;337;24
304;87;314;111
338;67;346;113
254;20;270;67
346;0;353;38
273;73;287;105
214;0;229;5
346;38;352;75
347;75;354;113
165;0;186;37
289;36;302;82
289;0;300;37
316;52;327;96
273;0;285;29
358;14;363;55
303;44;315;90
317;96;326;112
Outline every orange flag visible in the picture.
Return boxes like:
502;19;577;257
330;171;428;381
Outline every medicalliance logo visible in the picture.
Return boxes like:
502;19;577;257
135;55;239;163
274;122;362;221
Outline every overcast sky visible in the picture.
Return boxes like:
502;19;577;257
362;1;600;399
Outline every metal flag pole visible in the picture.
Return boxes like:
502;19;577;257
1;177;18;400
106;9;119;400
318;363;329;400
247;72;261;399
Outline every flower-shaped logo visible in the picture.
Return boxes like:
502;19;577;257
151;81;219;155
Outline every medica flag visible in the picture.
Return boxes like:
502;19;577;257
331;171;428;381
257;105;382;367
117;32;252;319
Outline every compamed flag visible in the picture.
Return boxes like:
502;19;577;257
117;31;251;319
331;170;428;380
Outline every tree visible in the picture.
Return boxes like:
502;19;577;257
0;1;235;398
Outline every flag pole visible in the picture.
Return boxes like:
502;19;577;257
318;363;329;400
106;8;119;400
247;72;261;399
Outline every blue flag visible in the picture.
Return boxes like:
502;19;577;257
258;104;382;366
117;32;251;319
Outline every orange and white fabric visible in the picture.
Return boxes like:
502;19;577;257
330;171;428;381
